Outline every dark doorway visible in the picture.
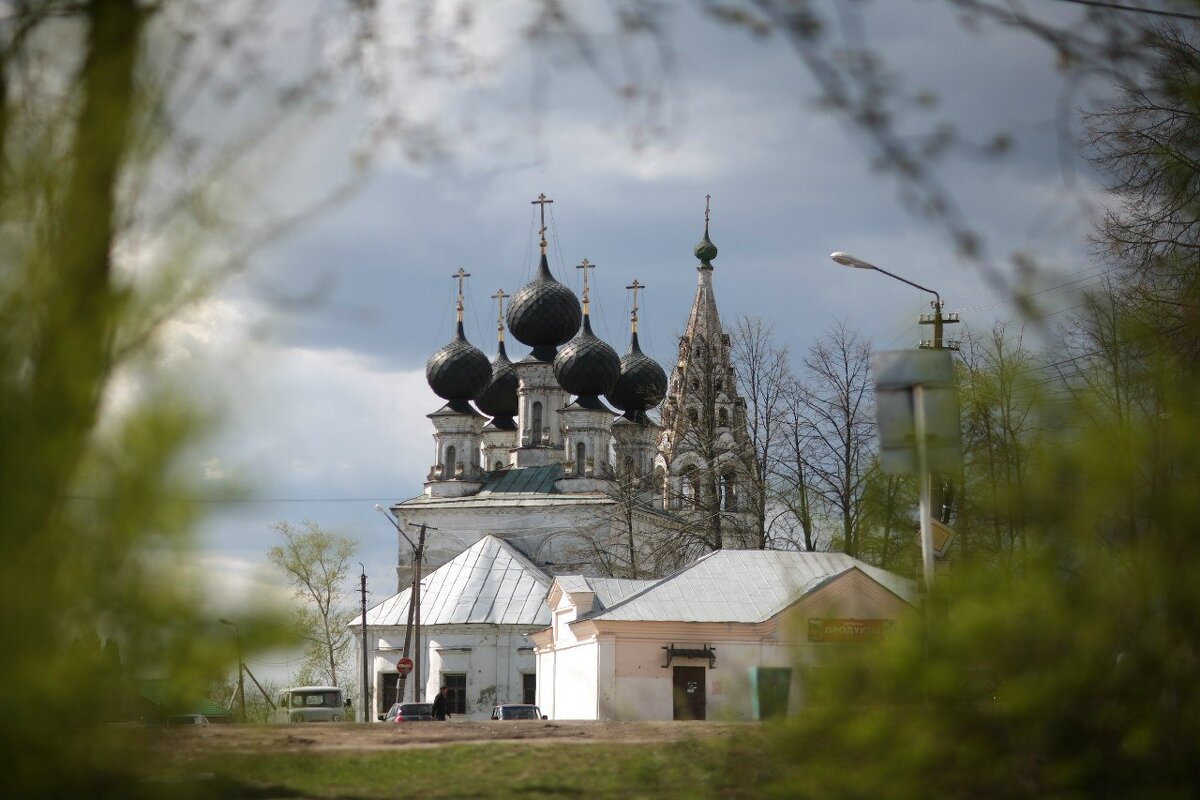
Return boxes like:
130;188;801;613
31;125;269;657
522;673;537;705
443;673;467;715
672;666;706;720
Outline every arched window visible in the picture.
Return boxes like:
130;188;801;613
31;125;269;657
718;407;728;427
531;401;543;443
682;468;697;508
575;441;586;475
688;408;698;426
719;473;737;511
493;460;504;471
443;446;456;480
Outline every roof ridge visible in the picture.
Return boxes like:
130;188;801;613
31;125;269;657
588;549;720;619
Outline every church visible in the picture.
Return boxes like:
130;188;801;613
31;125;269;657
353;196;913;720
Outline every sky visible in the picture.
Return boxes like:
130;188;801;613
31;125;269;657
165;0;1117;680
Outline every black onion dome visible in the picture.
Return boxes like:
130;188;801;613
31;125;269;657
506;253;582;360
475;340;519;419
554;313;620;399
425;321;491;402
606;331;667;414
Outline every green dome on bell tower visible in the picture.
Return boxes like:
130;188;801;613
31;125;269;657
694;193;718;267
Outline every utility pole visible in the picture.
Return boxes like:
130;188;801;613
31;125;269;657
919;301;962;527
919;301;960;352
359;563;369;724
372;506;436;707
407;522;432;703
219;618;246;723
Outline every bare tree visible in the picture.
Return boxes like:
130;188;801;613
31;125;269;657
800;323;875;558
268;521;359;688
731;316;791;549
774;374;822;552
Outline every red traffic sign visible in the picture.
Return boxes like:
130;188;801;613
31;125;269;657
397;657;413;676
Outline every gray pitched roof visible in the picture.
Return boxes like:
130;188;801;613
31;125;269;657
357;535;552;628
590;550;916;623
553;575;657;617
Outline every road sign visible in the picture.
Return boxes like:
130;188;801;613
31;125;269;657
397;657;413;676
873;349;962;474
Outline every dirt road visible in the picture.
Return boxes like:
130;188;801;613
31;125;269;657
156;720;749;754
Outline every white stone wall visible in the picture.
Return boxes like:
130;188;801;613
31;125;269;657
538;637;599;719
393;501;621;589
365;623;539;720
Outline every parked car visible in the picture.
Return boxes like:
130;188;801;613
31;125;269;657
166;714;210;726
379;702;434;723
490;704;546;720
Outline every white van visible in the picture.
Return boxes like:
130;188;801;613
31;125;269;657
274;686;349;723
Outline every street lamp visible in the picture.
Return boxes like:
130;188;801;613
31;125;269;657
373;505;432;707
829;252;960;594
218;618;246;723
829;252;958;349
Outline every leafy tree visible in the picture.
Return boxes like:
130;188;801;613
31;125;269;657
954;324;1044;572
268;521;359;688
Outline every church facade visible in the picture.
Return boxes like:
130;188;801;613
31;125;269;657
390;196;752;583
355;196;757;718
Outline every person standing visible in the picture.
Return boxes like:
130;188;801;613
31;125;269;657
432;685;450;720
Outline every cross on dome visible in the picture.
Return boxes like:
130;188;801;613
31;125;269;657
626;279;644;333
576;258;596;306
491;288;508;341
452;267;471;321
531;193;554;254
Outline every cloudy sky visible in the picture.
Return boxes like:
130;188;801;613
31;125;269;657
170;0;1116;678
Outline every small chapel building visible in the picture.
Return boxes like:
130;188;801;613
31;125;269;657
531;549;916;721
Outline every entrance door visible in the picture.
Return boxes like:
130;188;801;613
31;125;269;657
672;666;706;720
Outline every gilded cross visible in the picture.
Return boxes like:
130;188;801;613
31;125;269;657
531;193;554;253
626;279;644;332
452;267;470;319
576;258;596;303
705;194;711;226
491;288;507;340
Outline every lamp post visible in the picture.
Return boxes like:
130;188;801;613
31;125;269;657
829;252;960;593
218;618;246;723
374;505;435;706
829;252;959;351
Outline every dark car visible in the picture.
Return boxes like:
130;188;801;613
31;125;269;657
379;702;434;723
490;704;546;720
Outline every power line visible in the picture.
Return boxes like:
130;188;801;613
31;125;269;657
64;494;401;504
1051;0;1200;21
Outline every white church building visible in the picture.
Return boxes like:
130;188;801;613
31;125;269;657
352;197;914;720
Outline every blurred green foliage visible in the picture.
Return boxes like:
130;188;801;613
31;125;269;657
0;2;287;795
746;22;1200;800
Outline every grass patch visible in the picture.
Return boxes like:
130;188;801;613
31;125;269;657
145;733;782;799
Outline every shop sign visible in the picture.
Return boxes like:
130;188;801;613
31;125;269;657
807;618;894;642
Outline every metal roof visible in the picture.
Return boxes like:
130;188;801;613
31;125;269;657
476;465;563;495
358;536;552;628
553;576;657;616
590;550;916;623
